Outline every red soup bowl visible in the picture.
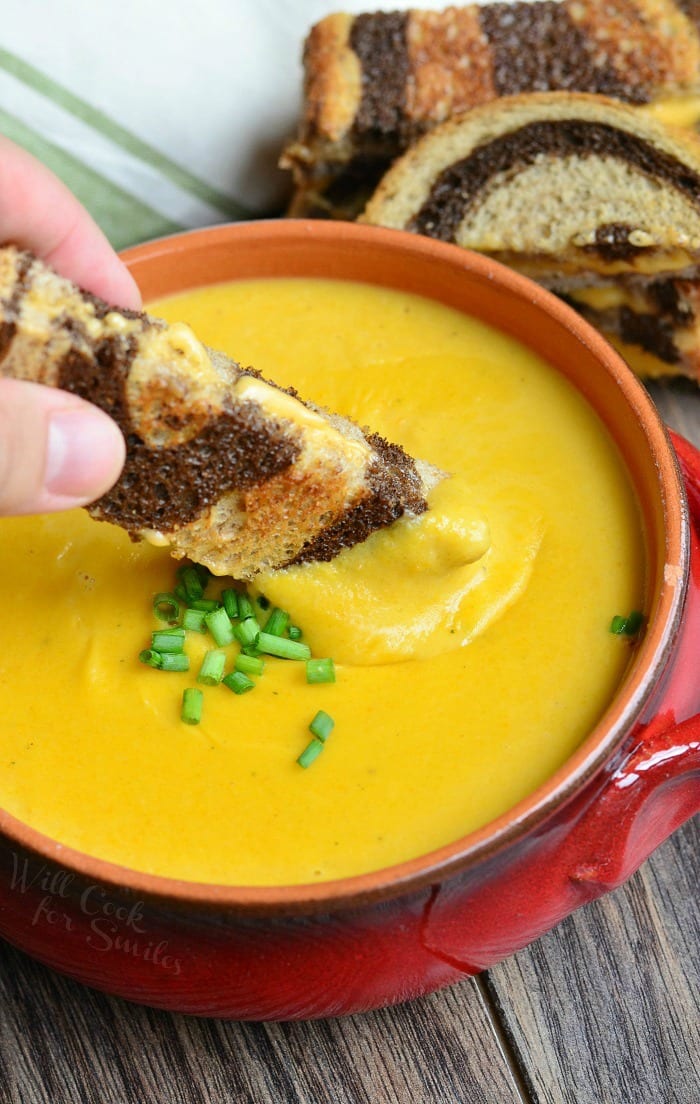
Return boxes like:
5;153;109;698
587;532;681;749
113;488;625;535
0;221;699;1020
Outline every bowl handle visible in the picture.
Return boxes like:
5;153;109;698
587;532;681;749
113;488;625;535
567;712;699;890
569;428;700;888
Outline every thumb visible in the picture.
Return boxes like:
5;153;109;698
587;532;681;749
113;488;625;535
0;379;125;516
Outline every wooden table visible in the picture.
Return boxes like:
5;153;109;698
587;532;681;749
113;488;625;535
1;384;698;1104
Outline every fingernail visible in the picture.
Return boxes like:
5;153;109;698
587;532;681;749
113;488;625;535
45;407;123;501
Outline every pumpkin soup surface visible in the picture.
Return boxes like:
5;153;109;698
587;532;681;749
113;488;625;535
0;279;644;884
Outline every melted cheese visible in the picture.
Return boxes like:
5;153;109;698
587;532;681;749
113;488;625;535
640;95;700;132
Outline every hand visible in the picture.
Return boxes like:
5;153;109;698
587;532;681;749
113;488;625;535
0;136;141;516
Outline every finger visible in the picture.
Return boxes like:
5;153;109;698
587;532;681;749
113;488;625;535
0;135;141;310
0;379;126;516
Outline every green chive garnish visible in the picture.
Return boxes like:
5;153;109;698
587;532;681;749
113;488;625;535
183;608;207;633
197;649;227;686
192;563;211;587
264;607;290;637
233;617;260;648
257;633;311;660
151;629;186;653
223;671;255;695
139;648;163;668
309;710;334;742
159;653;190;672
222;589;240;620
174;583;189;604
610;610;645;636
306;657;335;684
288;625;303;641
181;687;203;725
177;564;205;601
189;598;220;612
234;653;265;677
152;592;181;624
237;594;255;620
297;738;324;769
256;594;271;611
625;610;644;635
205;606;235;647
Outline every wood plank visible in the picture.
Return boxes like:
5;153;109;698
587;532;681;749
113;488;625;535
485;817;700;1104
647;380;700;446
481;381;700;1104
0;944;526;1104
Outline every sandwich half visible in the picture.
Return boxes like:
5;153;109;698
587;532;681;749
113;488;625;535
0;246;440;578
282;0;700;219
363;92;700;380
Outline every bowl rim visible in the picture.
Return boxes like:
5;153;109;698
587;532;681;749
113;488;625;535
0;219;690;914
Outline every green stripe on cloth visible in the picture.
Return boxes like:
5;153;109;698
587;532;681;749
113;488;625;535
0;47;253;222
0;107;182;250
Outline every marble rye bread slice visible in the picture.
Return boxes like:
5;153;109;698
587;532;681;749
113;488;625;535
0;246;440;579
282;0;700;218
363;92;700;380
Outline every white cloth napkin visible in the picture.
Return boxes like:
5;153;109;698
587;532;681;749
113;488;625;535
1;0;458;247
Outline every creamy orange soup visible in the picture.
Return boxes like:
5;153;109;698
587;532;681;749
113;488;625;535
0;279;644;884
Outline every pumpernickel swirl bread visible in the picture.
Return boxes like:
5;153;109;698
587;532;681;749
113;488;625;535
0;247;440;578
363;92;700;379
282;1;700;218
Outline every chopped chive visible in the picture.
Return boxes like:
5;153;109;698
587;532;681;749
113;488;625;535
181;687;203;725
264;607;290;637
139;648;163;668
610;610;645;636
183;608;207;633
309;710;334;742
174;583;189;604
151;629;186;653
234;653;265;677
257;633;311;660
297;738;324;769
625;610;644;635
223;671;255;695
197;649;227;686
152;592;181;624
177;564;205;601
288;625;303;641
159;653;190;672
192;563;211;587
306;658;335;685
222;588;240;620
242;643;262;657
189;598;220;612
256;594;271;611
233;617;260;648
237;593;255;620
205;606;235;646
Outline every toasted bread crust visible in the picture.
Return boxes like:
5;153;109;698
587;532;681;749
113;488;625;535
0;246;436;577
